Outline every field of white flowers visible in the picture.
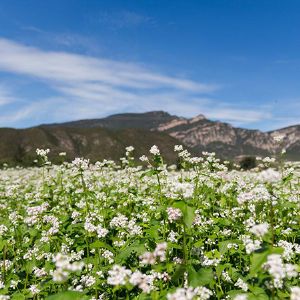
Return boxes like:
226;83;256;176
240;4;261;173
0;145;299;300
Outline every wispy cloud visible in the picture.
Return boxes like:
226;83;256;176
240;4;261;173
20;26;103;54
202;107;271;124
95;10;155;29
0;38;215;92
0;85;17;106
0;37;269;128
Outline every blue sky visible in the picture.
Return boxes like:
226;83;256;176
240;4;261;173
0;0;299;130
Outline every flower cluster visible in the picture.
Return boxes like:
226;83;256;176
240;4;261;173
0;145;298;299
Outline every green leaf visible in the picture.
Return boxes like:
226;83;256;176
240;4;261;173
250;247;284;276
219;240;236;254
11;293;25;300
183;205;195;228
140;169;156;178
227;290;247;297
115;241;146;263
216;264;228;277
250;251;269;276
145;226;160;240
46;291;88;300
168;242;182;250
188;267;214;287
90;241;114;252
173;201;185;211
248;287;269;299
0;239;6;251
193;240;203;248
24;260;36;273
173;201;195;228
270;247;284;255
172;264;186;283
248;293;269;300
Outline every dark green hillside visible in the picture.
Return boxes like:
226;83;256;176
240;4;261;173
0;126;186;166
46;111;178;130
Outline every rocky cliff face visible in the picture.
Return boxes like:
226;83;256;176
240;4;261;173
149;113;299;159
269;125;300;160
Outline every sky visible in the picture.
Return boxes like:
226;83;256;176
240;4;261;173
0;0;299;131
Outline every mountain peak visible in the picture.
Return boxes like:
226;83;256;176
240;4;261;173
107;110;171;118
190;114;206;123
146;110;171;116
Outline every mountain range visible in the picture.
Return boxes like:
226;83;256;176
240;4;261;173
0;111;299;165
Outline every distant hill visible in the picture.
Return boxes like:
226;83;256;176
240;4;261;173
46;111;178;130
45;111;300;160
0;125;185;166
0;111;299;165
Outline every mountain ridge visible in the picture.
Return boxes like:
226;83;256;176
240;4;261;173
45;110;299;159
40;110;298;134
0;111;299;165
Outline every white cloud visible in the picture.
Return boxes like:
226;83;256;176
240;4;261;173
0;38;216;92
204;107;271;124
0;37;270;127
0;85;17;106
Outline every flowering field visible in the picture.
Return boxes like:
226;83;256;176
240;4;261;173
0;146;299;300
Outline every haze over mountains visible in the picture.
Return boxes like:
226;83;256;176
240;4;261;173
0;111;299;165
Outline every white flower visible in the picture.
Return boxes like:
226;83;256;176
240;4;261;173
97;225;109;238
0;281;5;289
107;265;132;286
149;145;160;155
102;250;114;264
36;148;50;157
125;146;134;152
29;284;40;295
235;278;248;291
51;253;84;282
129;271;156;294
263;254;292;288
168;230;179;243
129;271;144;286
233;295;248;300
139;155;149;162
222;271;232;282
51;268;67;282
167;286;212;300
0;225;8;235
167;207;182;223
33;267;47;277
241;235;261;254
140;242;167;265
81;275;96;287
249;223;269;238
153;242;167;262
258;169;281;182
277;240;295;261
139;251;156;265
285;264;298;278
291;287;300;300
72;157;90;170
174;145;183;152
